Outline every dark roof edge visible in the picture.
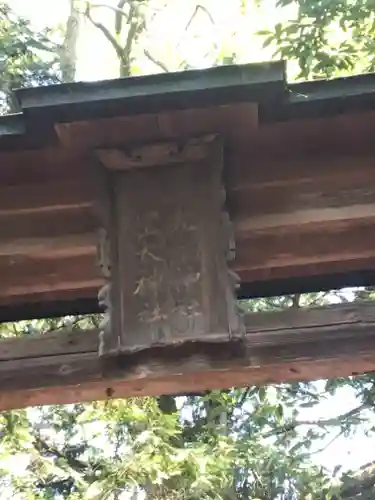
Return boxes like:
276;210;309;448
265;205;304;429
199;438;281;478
14;61;287;123
0;113;25;136
260;71;375;122
3;62;375;151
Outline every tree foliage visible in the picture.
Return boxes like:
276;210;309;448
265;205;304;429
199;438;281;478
258;0;375;79
0;1;60;112
4;293;375;499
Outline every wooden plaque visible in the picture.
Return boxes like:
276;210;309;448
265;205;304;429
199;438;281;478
95;136;243;356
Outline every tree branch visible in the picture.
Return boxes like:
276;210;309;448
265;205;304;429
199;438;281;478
84;3;127;68
123;4;137;58
143;48;169;72
308;427;345;457
184;4;215;33
291;293;301;308
115;0;127;35
85;2;129;19
117;2;142;77
297;403;368;427
174;4;216;54
33;436;88;473
263;403;369;439
326;461;375;499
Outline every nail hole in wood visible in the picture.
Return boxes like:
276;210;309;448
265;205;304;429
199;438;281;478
106;387;114;397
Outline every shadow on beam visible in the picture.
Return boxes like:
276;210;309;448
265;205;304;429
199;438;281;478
238;269;375;300
1;269;375;324
0;298;102;324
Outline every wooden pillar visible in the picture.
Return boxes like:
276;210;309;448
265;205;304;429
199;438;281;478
95;134;244;357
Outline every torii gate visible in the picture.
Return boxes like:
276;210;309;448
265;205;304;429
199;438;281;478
1;61;375;410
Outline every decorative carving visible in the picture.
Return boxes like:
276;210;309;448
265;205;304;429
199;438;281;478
97;228;112;356
220;171;245;338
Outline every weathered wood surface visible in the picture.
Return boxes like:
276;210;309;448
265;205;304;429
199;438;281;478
95;136;218;171
96;135;243;355
1;302;375;410
2;104;375;320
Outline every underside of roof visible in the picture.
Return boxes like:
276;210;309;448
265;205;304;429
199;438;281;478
2;60;375;322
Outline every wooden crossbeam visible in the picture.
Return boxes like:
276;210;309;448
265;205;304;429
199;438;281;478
2;147;375;322
1;301;375;411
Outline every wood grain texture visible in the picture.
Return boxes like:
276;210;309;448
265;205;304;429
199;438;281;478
1;302;375;410
55;103;258;149
95;135;218;171
3;104;375;318
96;135;244;355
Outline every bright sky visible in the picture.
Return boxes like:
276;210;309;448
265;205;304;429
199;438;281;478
11;0;295;80
8;0;375;481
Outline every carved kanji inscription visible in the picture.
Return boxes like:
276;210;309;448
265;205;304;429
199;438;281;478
95;136;244;355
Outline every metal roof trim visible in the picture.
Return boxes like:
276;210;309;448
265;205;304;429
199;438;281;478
13;61;287;123
260;71;375;122
4;63;375;149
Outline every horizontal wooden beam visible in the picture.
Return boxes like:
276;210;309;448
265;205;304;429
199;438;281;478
54;102;259;148
0;235;95;261
0;291;101;323
3;220;374;308
0;208;96;241
1;301;375;410
237;268;375;298
235;223;375;271
0;180;93;215
2;138;375;319
238;258;375;284
236;205;375;236
2;260;100;304
2;152;375;239
53;106;375;156
0;149;92;185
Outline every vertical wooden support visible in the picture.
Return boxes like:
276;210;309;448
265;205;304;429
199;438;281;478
95;135;244;357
